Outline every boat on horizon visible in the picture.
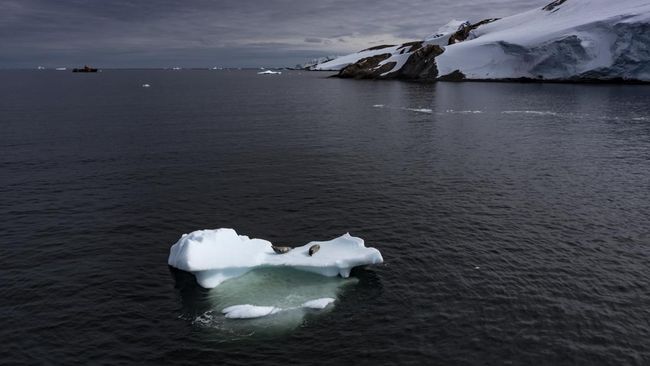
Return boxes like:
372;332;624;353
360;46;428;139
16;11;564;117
72;65;98;73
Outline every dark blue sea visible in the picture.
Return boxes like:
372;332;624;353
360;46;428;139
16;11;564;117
1;70;649;365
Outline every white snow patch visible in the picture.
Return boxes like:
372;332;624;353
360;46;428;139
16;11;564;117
168;228;383;288
378;51;412;76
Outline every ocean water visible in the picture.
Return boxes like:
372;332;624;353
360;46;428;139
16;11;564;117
1;70;649;365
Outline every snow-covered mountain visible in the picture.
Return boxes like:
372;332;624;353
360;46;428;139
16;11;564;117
315;0;650;82
293;56;339;70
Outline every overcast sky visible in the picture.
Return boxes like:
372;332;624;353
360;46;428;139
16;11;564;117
0;0;544;68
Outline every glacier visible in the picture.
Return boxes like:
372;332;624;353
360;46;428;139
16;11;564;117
312;0;650;82
168;228;383;288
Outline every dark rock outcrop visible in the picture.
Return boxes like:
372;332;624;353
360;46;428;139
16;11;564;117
337;44;443;80
448;18;500;45
542;0;567;11
360;44;395;52
338;53;394;79
392;44;444;80
437;70;466;81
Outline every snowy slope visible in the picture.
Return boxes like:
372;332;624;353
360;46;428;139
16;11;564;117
314;45;401;71
436;0;650;80
319;0;650;82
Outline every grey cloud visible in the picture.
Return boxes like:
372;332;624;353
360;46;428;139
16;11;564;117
0;0;546;68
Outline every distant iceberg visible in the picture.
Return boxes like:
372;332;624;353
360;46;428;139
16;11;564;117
168;228;383;288
257;70;282;75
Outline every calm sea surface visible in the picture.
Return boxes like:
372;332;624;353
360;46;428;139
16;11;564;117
1;70;649;365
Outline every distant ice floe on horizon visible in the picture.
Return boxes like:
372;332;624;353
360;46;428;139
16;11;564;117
404;108;433;114
446;109;483;114
372;104;433;114
258;70;282;75
502;110;558;116
141;84;151;88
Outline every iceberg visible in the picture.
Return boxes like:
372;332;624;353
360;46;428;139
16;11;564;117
257;70;282;75
168;228;383;288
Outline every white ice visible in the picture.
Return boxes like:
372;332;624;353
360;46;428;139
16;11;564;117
222;304;281;319
302;298;336;309
220;297;336;320
168;228;383;288
258;70;282;75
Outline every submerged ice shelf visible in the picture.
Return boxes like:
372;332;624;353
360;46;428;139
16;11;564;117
168;228;383;288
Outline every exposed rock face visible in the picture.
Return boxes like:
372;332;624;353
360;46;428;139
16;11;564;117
391;44;444;80
337;44;443;80
543;0;568;11
360;44;395;52
447;18;500;45
338;53;394;79
437;70;466;81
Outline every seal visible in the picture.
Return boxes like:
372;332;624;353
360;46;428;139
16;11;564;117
308;244;320;256
271;245;291;254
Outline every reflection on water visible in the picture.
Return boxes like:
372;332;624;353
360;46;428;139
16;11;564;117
171;267;359;337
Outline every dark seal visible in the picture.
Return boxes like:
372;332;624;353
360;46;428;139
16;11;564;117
308;244;320;256
272;245;291;254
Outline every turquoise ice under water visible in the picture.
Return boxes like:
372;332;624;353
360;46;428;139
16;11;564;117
188;267;358;336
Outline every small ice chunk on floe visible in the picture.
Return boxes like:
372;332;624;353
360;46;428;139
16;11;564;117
302;297;335;309
168;228;383;288
258;70;282;75
222;304;281;319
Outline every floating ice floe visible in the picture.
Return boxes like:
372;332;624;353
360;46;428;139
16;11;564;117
220;297;336;319
141;84;151;88
258;70;282;75
168;228;383;288
404;108;433;114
